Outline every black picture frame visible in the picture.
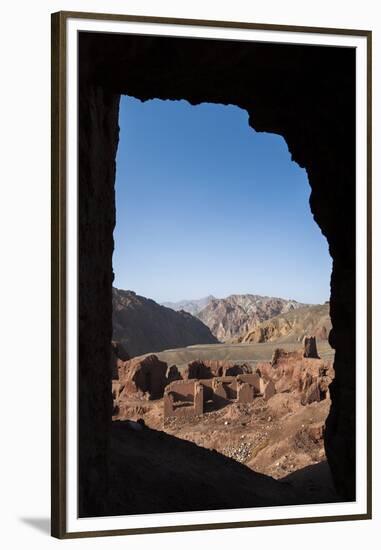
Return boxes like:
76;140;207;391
51;11;372;539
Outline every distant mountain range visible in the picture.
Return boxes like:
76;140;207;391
196;294;308;341
113;288;330;357
161;295;215;316
112;288;218;358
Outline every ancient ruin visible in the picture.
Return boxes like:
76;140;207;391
258;348;333;404
164;372;274;419
112;346;331;422
303;336;320;359
164;380;204;418
116;354;168;400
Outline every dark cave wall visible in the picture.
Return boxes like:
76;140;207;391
78;79;120;516
78;32;356;515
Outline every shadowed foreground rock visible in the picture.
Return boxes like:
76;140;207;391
98;421;340;518
110;341;129;380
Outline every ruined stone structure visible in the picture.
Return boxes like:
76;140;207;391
257;348;334;406
164;372;274;419
184;360;251;380
77;30;356;515
166;365;182;384
303;336;320;359
117;354;168;400
164;380;204;418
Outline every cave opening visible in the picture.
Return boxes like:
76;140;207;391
110;93;336;506
78;31;356;517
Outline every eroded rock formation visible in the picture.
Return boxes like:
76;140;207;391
239;303;332;344
197;294;306;341
257;348;333;405
117;354;168;400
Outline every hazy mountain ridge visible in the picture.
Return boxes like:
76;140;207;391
162;295;216;316
196;294;309;341
112;288;218;358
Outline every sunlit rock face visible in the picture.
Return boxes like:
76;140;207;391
239;303;332;344
78;32;355;515
197;294;307;341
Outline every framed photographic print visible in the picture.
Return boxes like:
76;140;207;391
51;10;372;539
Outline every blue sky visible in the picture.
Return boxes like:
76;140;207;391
113;95;331;304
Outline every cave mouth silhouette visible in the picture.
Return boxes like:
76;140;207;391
78;31;356;518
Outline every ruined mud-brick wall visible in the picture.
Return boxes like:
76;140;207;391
164;374;265;419
78;32;355;514
164;380;204;418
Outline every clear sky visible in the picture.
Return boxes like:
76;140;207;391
113;95;332;305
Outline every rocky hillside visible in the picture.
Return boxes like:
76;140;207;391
238;303;331;344
162;295;215;316
112;288;218;358
197;294;307;341
112;347;338;503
